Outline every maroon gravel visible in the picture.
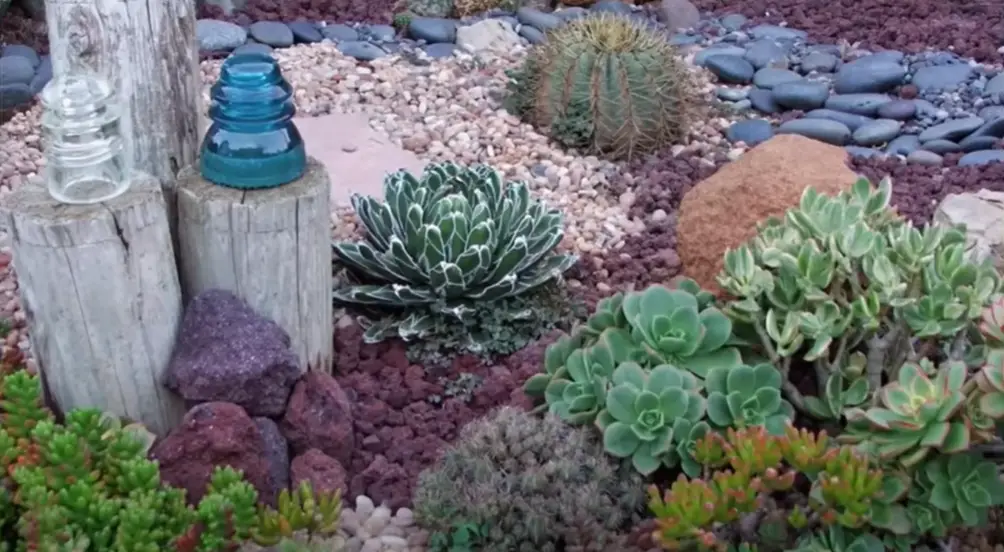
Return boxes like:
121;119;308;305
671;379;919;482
197;0;398;26
692;0;1004;64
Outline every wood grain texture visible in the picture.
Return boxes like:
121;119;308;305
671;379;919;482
176;158;333;374
0;175;186;435
44;0;200;198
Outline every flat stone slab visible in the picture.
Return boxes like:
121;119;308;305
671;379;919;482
199;111;427;206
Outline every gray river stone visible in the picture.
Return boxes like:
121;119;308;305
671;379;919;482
749;87;781;113
852;119;902;146
918;116;985;142
825;93;894;116
845;146;884;159
805;109;874;131
361;24;396;42
338;41;388;61
886;134;922;155
744;39;788;69
979;105;1004;121
232;42;273;56
721;13;747;31
196;19;247;51
694;44;746;66
706;55;756;84
876;99;917;120
716;87;749;101
727;119;774;146
959;150;1004;166
516;7;561;30
771;80;830;110
921;139;963;153
288;21;323;43
800;51;838;74
0;55;33;85
1;44;40;68
0;83;32;109
321;23;359;42
911;64;974;91
408;17;457;43
958;135;999;152
907;150;944;166
519;25;546;44
752;68;802;89
748;24;807;41
777;118;851;145
858;50;905;64
985;73;1004;98
833;58;906;93
969;116;1004;139
249;21;293;47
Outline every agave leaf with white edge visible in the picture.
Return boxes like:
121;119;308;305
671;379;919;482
332;162;577;320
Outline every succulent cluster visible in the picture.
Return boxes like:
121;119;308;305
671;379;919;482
412;406;646;550
522;280;778;475
717;177;1000;417
647;426;890;551
0;368;344;552
505;14;699;160
332;162;576;354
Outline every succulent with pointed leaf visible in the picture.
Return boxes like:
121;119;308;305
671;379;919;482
622;284;743;379
332;162;577;343
975;348;1004;420
839;360;971;469
705;363;794;434
789;526;884;552
597;362;706;475
802;371;870;420
910;452;1004;530
541;328;636;424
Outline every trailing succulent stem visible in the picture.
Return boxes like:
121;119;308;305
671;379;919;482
718;177;1001;419
332;162;576;349
506;14;699;160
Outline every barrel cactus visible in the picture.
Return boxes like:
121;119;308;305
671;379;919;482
505;14;699;159
332;162;577;344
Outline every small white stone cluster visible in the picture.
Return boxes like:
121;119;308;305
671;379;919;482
338;495;428;552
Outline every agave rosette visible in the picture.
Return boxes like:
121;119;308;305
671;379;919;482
332;162;577;342
839;360;971;468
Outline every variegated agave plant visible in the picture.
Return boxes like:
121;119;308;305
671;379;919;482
332;162;578;343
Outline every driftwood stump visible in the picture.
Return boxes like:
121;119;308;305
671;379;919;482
0;174;186;435
176;157;333;374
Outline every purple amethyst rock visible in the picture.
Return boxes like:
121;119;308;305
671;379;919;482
165;289;301;417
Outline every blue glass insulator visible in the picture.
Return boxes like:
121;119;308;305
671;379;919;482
199;53;306;189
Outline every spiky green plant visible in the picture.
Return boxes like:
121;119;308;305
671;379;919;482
413;407;645;551
718;176;1001;418
838;360;971;469
332;162;577;346
505;14;699;160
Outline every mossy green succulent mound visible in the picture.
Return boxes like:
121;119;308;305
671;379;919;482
506;14;699;159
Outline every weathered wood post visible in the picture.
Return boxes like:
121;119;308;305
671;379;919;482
44;0;201;220
175;158;334;374
0;175;187;435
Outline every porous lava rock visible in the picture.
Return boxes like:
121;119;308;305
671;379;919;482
151;402;274;505
165;289;301;418
254;417;290;503
676;134;857;293
280;371;356;467
290;448;349;497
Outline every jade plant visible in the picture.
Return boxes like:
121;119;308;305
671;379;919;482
0;369;259;551
505;14;699;160
251;481;342;547
704;362;794;435
717;176;1001;418
838;359;972;469
597;362;706;475
646;425;889;551
332;161;577;350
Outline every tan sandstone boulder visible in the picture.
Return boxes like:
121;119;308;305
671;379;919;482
676;134;859;293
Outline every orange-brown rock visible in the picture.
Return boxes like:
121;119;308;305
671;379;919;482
676;134;858;294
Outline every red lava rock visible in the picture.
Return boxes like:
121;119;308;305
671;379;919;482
165;289;301;418
328;320;552;509
899;84;919;100
692;0;1004;64
290;449;349;497
151;402;275;505
281;371;356;467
